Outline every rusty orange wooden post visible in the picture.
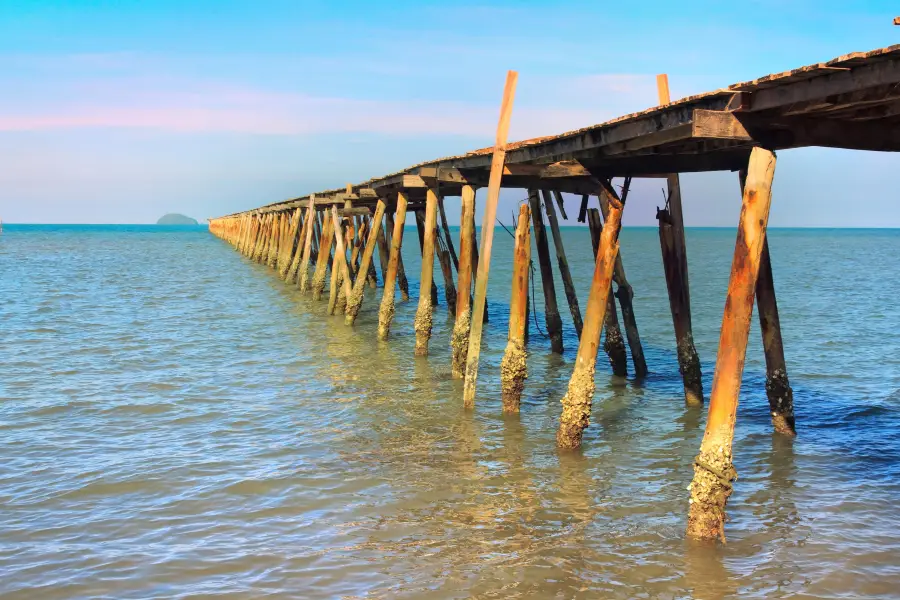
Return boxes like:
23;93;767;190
378;193;409;340
463;70;518;408
414;189;439;355
451;184;477;378
687;147;776;541
500;203;532;412
556;181;626;449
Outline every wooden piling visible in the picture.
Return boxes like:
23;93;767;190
557;182;626;449
375;220;391;284
739;170;796;436
311;212;335;301
501;203;532;412
529;189;564;353
414;189;439;356
415;210;440;307
378;192;409;339
657;74;703;405
587;208;628;377
328;207;354;315
280;207;303;279
687;147;777;542
334;218;354;314
451;184;477;378
294;197;317;291
542;189;583;338
346;200;387;325
598;189;648;378
386;211;410;302
436;231;457;317
463;70;517;408
438;195;459;271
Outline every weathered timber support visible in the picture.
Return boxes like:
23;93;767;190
375;220;391;283
656;74;703;405
281;207;303;279
687;147;776;542
385;212;410;302
328;207;354;315
542;189;583;338
438;195;459;271
500;203;532;412
334;218;354;315
587;208;628;377
295;197;318;291
266;213;281;268
378;193;409;340
311;211;323;263
451;184;477;378
436;230;457;317
414;189;439;356
346;201;387;325
311;212;335;301
463;70;517;408
739;170;796;436
251;214;267;262
557;181;626;449
415;210;440;307
528;189;564;353
598;189;648;378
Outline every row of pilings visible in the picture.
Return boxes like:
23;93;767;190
209;147;796;542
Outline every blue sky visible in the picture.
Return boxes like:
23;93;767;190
1;0;898;225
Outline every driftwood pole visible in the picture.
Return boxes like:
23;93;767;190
587;208;628;377
378;193;409;340
296;196;318;291
542;189;583;338
529;189;564;352
500;203;532;412
598;188;648;378
656;74;703;405
346;200;387;325
687;147;776;542
311;212;335;300
556;181;626;449
463;70;517;408
451;184;477;378
738;170;796;436
414;189;440;356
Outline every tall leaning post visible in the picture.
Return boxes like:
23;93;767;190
345;200;387;325
377;193;409;339
687;147;777;542
657;74;703;405
463;70;517;408
414;189;440;356
451;184;477;378
739;170;796;436
500;203;532;412
556;180;627;449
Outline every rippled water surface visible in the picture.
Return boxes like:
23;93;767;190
3;223;900;599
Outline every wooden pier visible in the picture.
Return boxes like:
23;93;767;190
208;45;900;542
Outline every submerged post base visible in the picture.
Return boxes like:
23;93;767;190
414;297;433;356
678;333;704;406
500;338;527;412
766;369;796;435
687;442;738;542
556;366;595;449
450;309;471;379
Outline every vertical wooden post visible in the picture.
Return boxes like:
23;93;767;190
295;196;317;291
529;189;564;352
542;189;583;338
415;210;440;306
557;182;626;449
311;211;323;263
436;231;457;317
463;70;517;408
266;213;281;268
333;213;354;315
378;193;409;339
687;147;776;541
657;73;703;405
739;170;796;436
311;212;335;301
346;200;387;325
329;206;354;315
587;209;628;377
438;195;459;271
501;203;532;412
375;220;391;284
598;189;648;377
280;207;303;279
414;189;440;356
451;184;477;378
385;211;410;302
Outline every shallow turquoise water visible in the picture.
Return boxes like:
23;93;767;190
2;223;900;598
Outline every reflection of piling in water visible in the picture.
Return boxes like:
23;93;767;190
208;47;900;542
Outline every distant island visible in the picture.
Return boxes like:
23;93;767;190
157;213;198;225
